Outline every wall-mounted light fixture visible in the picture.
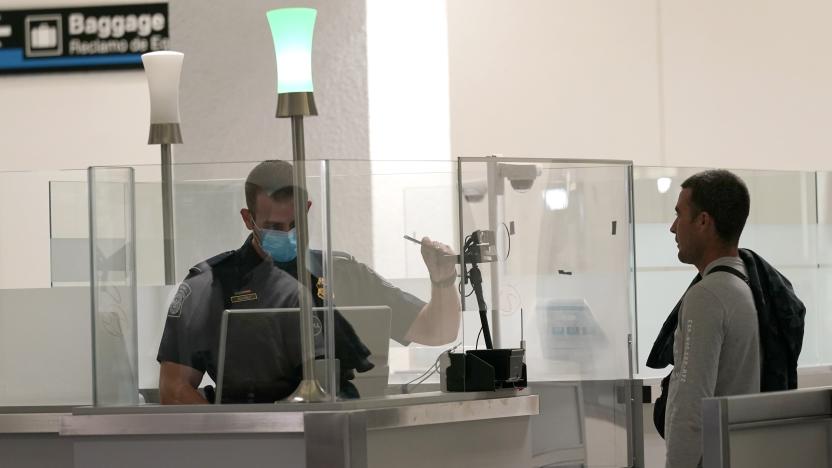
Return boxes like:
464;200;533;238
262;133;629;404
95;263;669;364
657;177;672;194
544;188;569;211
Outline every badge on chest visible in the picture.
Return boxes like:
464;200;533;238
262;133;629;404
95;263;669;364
230;289;258;304
316;277;327;300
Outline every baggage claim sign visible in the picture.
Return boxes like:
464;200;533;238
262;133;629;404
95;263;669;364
0;3;169;73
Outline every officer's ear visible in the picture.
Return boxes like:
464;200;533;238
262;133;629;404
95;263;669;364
240;208;255;231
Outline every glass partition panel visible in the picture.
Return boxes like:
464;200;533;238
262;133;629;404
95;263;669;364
458;158;636;381
742;170;818;368
50;181;91;286
458;157;636;468
816;172;832;365
95;160;339;405
89;166;139;406
0;168;93;406
633;167;820;379
324;160;460;397
48;177;164;288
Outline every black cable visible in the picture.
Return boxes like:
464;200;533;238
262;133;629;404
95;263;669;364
468;264;493;349
458;278;475;298
401;342;462;393
502;222;511;260
459;240;476;299
475;327;482;350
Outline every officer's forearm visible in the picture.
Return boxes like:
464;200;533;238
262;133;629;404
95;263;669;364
161;382;209;405
159;362;209;404
405;282;461;346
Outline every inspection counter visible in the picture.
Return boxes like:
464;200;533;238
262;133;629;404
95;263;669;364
0;405;75;468
2;390;538;468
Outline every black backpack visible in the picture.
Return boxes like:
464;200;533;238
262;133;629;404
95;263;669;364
647;249;806;438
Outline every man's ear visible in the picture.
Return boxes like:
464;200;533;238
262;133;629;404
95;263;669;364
306;200;312;212
241;208;255;230
698;211;715;233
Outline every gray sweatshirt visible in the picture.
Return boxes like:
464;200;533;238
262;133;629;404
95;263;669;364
665;256;760;468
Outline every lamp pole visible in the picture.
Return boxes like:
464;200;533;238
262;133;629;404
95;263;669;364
268;8;327;403
142;51;184;286
284;97;326;403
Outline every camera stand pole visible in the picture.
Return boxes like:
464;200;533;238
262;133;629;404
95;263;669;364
467;263;493;350
486;156;502;348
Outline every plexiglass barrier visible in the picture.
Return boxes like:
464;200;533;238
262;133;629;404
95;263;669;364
324;160;460;395
458;158;637;382
457;157;637;467
0;159;635;410
7;161;832;410
634;167;822;379
89;166;139;406
86;159;462;404
817;172;832;368
154;161;338;403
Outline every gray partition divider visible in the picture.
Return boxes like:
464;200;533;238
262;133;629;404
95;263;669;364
702;387;832;468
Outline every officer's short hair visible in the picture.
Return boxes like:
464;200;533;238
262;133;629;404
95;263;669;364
681;169;750;245
244;160;307;213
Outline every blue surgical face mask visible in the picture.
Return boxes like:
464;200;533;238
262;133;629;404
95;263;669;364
256;224;297;263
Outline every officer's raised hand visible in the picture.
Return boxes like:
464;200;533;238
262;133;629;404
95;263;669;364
403;237;461;346
419;236;457;287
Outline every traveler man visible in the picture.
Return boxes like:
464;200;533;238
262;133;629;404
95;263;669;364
157;160;461;404
664;170;759;468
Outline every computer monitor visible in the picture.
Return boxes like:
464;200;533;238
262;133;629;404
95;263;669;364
215;306;391;403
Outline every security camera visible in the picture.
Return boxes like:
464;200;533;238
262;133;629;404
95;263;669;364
499;163;540;191
461;164;541;201
462;180;487;203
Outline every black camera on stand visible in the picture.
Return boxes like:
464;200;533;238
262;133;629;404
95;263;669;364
443;230;527;392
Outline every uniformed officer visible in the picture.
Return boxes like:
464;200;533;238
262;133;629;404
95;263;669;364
157;160;461;404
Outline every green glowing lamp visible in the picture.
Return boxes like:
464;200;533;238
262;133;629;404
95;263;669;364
267;8;318;117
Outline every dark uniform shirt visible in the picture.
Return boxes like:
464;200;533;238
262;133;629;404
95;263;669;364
157;236;426;403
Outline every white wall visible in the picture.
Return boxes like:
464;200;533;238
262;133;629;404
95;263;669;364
447;0;832;171
661;0;832;170
366;0;454;278
447;0;662;163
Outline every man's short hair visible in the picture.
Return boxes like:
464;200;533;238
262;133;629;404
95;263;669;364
244;160;307;212
681;169;750;245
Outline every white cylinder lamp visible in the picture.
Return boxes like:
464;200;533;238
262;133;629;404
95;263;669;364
142;51;184;144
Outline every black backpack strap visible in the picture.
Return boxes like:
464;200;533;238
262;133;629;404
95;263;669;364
708;265;749;283
654;372;672;439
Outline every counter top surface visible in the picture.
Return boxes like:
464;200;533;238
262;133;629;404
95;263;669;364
58;391;538;436
0;411;70;434
0;389;548;436
73;389;526;415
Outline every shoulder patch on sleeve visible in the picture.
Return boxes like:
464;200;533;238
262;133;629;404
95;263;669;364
186;250;236;279
168;283;192;317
